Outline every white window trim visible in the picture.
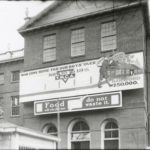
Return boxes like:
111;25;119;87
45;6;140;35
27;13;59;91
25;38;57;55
71;28;85;57
101;119;120;149
101;21;117;52
11;70;20;83
68;119;90;149
11;96;20;117
43;34;56;62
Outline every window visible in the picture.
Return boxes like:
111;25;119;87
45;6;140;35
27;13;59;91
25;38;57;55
101;21;117;51
43;34;56;62
101;119;119;149
11;70;20;82
11;96;20;116
71;28;85;57
0;73;4;85
0;97;4;118
43;123;57;136
70;120;90;149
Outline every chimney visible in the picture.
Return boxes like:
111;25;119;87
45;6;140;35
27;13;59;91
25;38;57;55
24;8;31;23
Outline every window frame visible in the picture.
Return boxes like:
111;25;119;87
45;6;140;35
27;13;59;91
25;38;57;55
68;119;91;149
42;123;58;137
11;96;20;117
71;27;85;57
11;70;20;83
0;73;4;85
101;21;117;52
43;34;57;63
101;119;120;149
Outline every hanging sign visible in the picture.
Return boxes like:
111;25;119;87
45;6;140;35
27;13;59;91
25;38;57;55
34;91;122;115
20;52;144;102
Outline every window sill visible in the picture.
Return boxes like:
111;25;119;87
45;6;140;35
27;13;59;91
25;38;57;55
71;54;85;59
11;115;20;118
42;59;57;64
101;49;117;53
11;81;19;84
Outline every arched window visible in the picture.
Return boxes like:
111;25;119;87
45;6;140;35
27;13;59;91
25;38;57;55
43;123;57;136
69;120;90;149
101;119;119;149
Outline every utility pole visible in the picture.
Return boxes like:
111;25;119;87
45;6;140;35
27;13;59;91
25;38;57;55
57;98;60;149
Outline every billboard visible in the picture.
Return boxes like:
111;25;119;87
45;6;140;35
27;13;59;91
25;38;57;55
20;52;144;102
34;92;122;115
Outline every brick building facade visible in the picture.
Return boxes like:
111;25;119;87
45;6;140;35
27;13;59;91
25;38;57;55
0;0;150;149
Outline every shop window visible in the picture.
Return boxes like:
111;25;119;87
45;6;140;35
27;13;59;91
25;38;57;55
101;119;119;149
101;21;117;51
71;28;85;57
0;73;4;85
11;70;20;82
11;96;20;116
43;123;57;136
43;34;56;62
69;120;90;149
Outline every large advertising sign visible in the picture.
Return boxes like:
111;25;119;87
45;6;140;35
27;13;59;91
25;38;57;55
34;92;122;115
20;52;144;102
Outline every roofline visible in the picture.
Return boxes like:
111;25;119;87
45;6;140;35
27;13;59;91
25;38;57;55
18;1;147;34
0;127;60;142
18;1;61;33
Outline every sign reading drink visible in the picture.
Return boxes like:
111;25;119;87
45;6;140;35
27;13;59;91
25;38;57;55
34;92;122;115
20;52;143;102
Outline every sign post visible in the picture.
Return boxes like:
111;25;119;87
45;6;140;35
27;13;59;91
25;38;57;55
57;98;60;149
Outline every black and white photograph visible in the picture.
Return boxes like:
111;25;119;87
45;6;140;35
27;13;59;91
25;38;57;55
0;0;149;149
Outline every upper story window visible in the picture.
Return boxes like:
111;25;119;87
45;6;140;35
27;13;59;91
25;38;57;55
0;73;4;85
11;96;20;116
71;28;85;57
11;70;20;82
101;21;117;52
43;34;56;62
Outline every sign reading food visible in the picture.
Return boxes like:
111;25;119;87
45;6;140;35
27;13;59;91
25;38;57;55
34;92;122;115
20;52;144;102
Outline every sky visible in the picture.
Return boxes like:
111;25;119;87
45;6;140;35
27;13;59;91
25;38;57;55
0;1;53;53
0;0;149;54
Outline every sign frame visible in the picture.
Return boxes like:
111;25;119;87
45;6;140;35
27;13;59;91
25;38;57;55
34;91;122;116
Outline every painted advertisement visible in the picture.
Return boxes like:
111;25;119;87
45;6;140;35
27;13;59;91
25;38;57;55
20;52;144;102
34;92;122;115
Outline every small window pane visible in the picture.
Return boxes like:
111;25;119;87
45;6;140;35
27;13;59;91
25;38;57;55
105;131;111;138
43;48;56;62
0;73;4;85
112;130;119;138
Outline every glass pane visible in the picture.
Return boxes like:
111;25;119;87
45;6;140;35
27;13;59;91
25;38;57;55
72;141;90;150
43;48;56;62
72;121;89;131
104;140;119;149
101;21;116;37
47;126;57;133
43;35;56;49
12;71;20;81
12;106;19;116
0;74;4;84
105;122;118;129
71;42;85;57
72;28;84;43
112;130;119;138
105;131;111;138
101;35;117;51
